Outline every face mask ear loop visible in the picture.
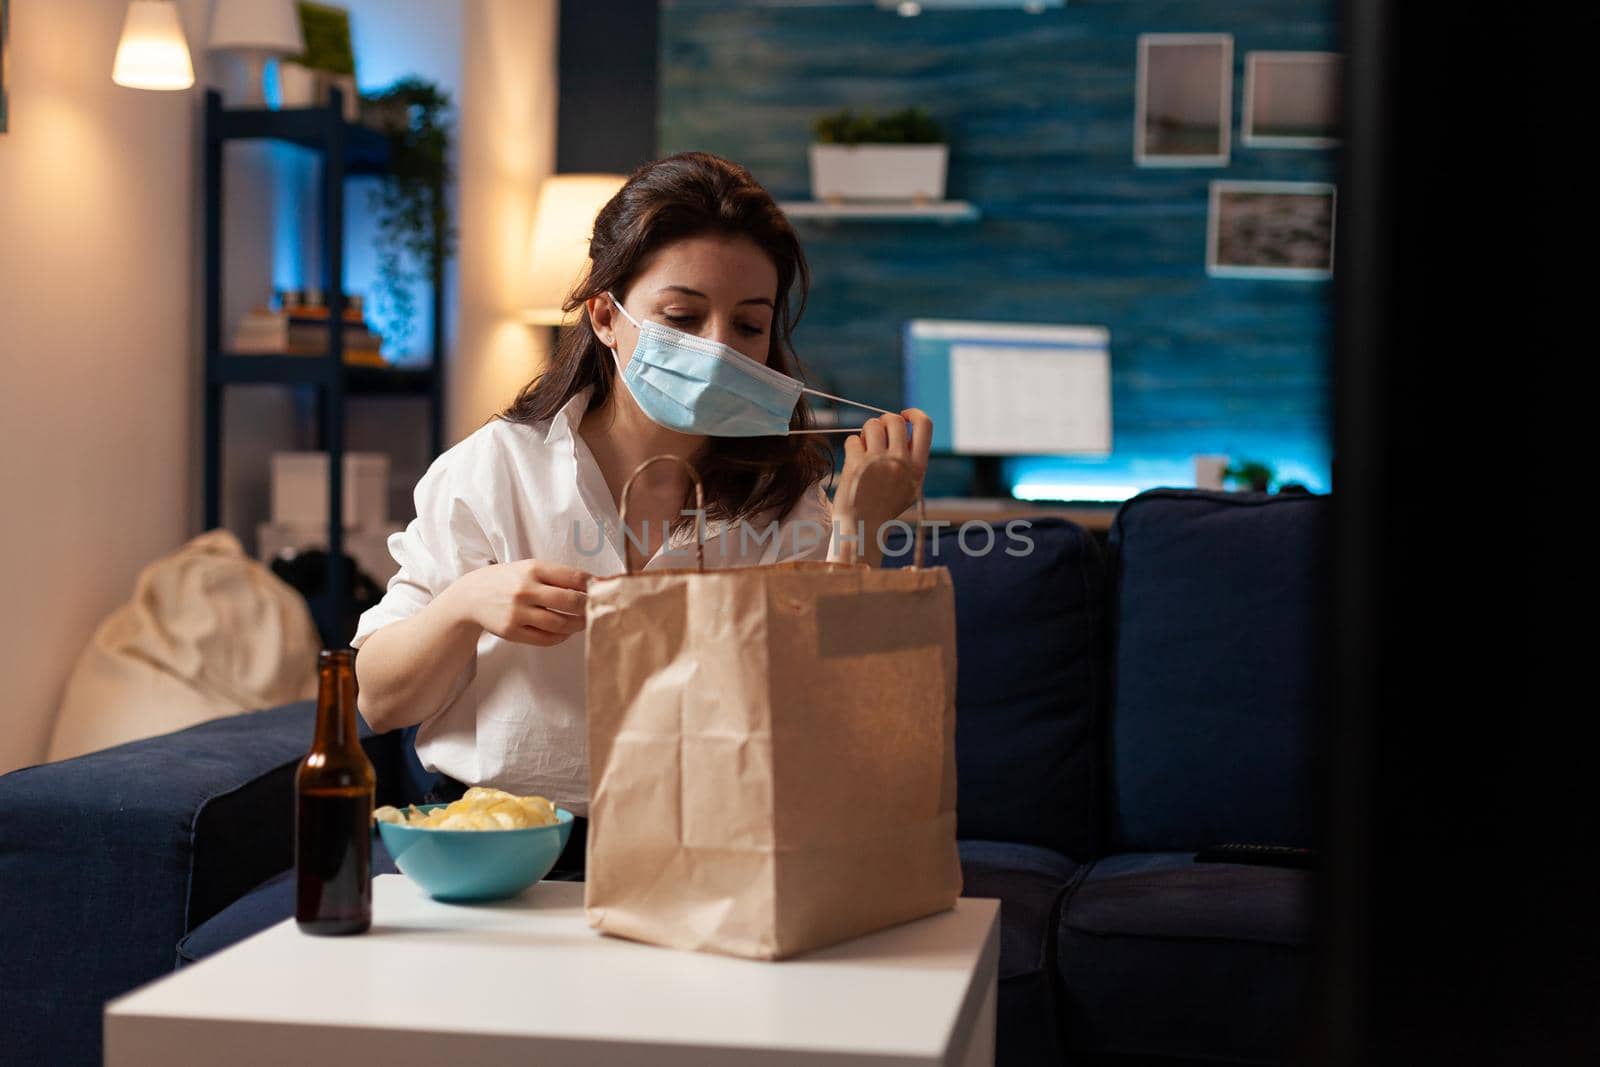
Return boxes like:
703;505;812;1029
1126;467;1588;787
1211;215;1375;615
606;291;640;329
789;388;905;434
801;386;897;418
841;454;926;569
606;293;637;379
789;427;877;434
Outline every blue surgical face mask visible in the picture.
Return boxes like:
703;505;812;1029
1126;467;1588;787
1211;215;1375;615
606;292;888;437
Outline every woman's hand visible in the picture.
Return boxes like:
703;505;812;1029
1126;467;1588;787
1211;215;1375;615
354;559;592;733
831;409;933;566
438;560;593;647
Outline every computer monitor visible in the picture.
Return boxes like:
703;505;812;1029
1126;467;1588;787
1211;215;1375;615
902;319;1113;457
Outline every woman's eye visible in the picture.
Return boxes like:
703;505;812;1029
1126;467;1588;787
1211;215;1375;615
665;314;697;326
737;323;766;337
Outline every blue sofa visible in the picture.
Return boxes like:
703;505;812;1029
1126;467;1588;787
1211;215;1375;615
0;489;1326;1066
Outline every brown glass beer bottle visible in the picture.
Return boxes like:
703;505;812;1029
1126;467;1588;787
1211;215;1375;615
295;648;375;935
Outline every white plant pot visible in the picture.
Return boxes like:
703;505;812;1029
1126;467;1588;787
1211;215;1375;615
808;143;949;203
277;61;317;109
329;74;360;122
275;64;358;121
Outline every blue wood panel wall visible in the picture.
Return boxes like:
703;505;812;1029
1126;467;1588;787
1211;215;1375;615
658;0;1336;495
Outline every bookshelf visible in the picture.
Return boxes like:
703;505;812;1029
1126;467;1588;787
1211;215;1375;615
202;88;445;647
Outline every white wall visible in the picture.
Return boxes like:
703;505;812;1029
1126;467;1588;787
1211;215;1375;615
456;0;559;433
0;0;213;774
0;0;559;773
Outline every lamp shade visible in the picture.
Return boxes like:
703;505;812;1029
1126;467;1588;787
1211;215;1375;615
112;1;195;91
209;0;304;54
524;174;627;327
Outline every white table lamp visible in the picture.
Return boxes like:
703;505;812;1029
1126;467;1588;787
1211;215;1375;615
208;0;304;107
523;174;628;327
112;0;195;91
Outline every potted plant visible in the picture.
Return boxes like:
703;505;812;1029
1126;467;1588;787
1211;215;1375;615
809;107;948;203
1223;459;1277;493
361;78;457;361
278;2;357;119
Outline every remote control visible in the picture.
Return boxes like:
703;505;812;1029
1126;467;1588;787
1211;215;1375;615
1193;843;1317;870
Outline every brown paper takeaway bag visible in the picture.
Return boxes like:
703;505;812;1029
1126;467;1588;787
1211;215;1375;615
583;457;961;960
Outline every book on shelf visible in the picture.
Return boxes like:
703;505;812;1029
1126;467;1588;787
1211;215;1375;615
230;307;387;365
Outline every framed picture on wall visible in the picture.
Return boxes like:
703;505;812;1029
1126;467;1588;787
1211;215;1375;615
1207;181;1336;280
1243;51;1342;148
1135;33;1233;167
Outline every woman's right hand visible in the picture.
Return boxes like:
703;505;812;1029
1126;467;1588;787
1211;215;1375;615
439;560;593;647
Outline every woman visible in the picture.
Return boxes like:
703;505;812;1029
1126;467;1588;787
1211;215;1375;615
351;152;932;879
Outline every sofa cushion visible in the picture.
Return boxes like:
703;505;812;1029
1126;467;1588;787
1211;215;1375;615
959;840;1078;1067
1106;489;1328;852
1057;852;1313;1063
960;839;1078;981
887;519;1105;859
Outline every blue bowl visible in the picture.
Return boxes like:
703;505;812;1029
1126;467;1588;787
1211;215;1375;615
376;804;575;902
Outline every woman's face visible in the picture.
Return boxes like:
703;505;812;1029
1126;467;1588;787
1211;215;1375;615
590;233;780;367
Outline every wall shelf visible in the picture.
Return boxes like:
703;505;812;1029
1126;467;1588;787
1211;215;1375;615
211;105;393;175
211;354;436;396
778;200;981;223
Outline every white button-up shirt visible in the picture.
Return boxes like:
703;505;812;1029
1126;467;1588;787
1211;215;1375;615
349;387;834;814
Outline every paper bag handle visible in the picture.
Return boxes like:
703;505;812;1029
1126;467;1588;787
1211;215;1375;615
840;454;927;569
619;454;706;576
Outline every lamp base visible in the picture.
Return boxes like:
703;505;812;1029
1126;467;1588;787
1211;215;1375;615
216;49;270;108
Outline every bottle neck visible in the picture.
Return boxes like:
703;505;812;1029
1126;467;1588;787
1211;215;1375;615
313;656;360;753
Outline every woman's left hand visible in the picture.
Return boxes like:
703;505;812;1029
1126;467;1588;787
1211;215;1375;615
831;408;933;565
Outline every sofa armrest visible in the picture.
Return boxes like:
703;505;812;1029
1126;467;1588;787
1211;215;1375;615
0;701;402;1066
188;707;406;930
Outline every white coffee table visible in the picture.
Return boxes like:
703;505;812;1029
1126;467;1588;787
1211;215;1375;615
106;874;1000;1066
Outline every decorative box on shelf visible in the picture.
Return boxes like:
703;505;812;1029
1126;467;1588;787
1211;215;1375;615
229;308;290;353
230;296;385;363
270;451;390;530
285;305;384;358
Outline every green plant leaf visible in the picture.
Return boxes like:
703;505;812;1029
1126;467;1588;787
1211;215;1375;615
1223;459;1277;491
292;2;356;76
363;77;456;357
810;106;945;145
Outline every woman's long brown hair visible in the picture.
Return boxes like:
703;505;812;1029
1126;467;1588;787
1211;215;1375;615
497;152;833;531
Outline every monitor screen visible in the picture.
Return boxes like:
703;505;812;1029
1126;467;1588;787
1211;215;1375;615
903;319;1112;456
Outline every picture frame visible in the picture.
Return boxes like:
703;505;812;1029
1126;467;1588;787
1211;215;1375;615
1135;33;1233;167
1;0;11;135
1207;181;1336;280
1242;51;1342;148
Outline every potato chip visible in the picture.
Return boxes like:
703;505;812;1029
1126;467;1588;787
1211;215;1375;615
372;789;560;830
